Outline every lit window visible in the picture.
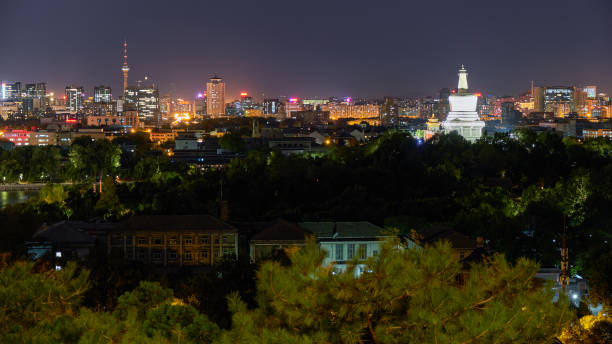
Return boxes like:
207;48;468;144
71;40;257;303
55;265;62;271
347;244;355;260
359;244;367;260
335;244;344;261
55;251;62;258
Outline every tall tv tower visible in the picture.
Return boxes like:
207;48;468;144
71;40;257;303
121;39;130;98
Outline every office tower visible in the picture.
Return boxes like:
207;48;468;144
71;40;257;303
1;82;21;101
544;86;573;117
94;86;112;103
442;65;485;142
121;40;130;98
263;99;280;115
65;86;84;112
195;92;206;116
533;86;545;112
240;92;253;110
206;76;225;116
285;98;302;118
584;86;597;99
136;84;160;121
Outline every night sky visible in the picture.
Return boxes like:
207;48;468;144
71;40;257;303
1;0;610;100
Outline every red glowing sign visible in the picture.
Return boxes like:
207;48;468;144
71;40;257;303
240;92;248;97
474;93;482;97
65;119;77;123
451;90;456;94
63;95;67;100
288;97;298;103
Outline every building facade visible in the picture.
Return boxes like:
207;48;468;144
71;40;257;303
107;215;238;266
206;76;226;116
65;86;84;112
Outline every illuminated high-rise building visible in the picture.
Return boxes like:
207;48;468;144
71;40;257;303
240;92;253;110
94;85;112;103
121;39;130;98
584;86;597;99
1;82;21;101
284;97;302;118
263;99;280;115
65;86;84;112
544;86;573;117
206;76;225;116
442;65;485;142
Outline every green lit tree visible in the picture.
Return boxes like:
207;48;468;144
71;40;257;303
217;239;574;344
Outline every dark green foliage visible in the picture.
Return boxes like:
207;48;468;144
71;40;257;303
218;239;574;343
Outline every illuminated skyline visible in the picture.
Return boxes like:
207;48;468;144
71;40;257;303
1;0;611;99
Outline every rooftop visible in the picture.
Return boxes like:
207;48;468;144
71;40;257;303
119;215;236;232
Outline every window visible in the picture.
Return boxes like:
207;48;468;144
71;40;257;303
184;236;193;245
184;251;192;261
359;244;367;260
335;244;344;261
214;237;219;244
152;250;161;260
168;237;178;245
223;248;234;256
153;237;162;245
222;235;230;244
347;244;355;260
168;251;177;260
137;249;146;260
137;237;147;245
200;250;208;259
199;235;209;244
372;250;379;256
55;251;62;258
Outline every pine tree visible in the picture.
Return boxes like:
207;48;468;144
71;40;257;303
217;238;574;344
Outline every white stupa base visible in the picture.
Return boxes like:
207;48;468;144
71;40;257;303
443;118;485;142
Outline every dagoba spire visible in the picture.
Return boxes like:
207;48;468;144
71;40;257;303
458;64;468;92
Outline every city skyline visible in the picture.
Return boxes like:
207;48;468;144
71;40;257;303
1;0;611;99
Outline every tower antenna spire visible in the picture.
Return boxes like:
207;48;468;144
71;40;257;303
121;38;130;98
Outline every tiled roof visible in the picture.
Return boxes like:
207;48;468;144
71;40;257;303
298;221;387;239
418;227;476;250
251;219;311;241
119;215;236;232
33;221;97;244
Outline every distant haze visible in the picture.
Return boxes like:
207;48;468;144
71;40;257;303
1;0;610;100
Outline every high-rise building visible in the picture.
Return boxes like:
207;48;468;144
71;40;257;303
94;86;112;103
206;76;225;116
533;86;545;112
263;99;281;115
65;86;84;112
136;84;159;121
240;92;253;110
1;82;21;101
121;40;130;98
285;98;302;118
584;86;597;99
442;65;485;142
544;86;573;117
380;97;398;126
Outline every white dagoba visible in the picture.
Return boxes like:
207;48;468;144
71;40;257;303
442;65;485;142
